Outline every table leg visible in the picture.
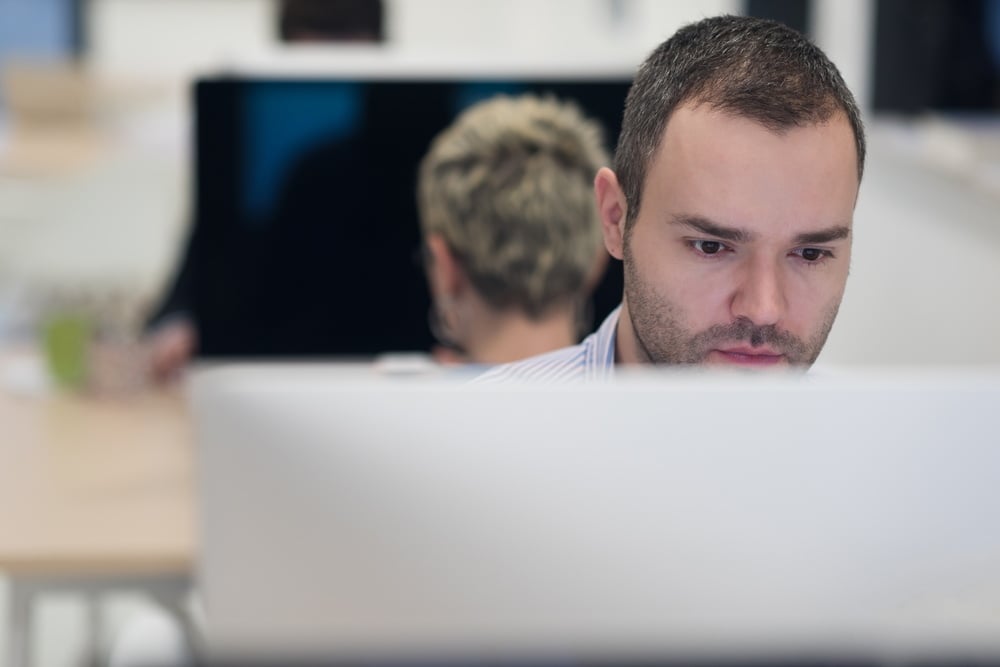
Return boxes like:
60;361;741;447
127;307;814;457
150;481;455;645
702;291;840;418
81;591;101;667
148;584;200;661
8;579;33;667
4;574;191;667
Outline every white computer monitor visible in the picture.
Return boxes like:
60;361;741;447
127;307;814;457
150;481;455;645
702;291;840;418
191;364;1000;664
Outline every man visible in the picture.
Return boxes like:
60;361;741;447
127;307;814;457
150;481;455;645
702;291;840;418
477;14;865;382
418;94;610;364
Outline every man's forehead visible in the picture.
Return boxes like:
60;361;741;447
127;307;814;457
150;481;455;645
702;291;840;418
645;105;858;198
646;103;860;228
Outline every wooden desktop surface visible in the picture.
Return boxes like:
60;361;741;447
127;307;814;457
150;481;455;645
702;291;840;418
0;360;194;577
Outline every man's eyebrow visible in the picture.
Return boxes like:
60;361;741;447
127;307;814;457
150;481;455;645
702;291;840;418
671;215;752;243
793;226;851;245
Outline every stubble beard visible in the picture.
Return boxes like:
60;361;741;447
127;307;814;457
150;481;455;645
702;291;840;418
622;237;840;367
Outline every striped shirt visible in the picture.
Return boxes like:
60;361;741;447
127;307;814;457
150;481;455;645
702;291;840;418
472;305;621;384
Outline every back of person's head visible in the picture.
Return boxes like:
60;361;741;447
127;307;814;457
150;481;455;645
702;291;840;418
418;94;609;320
615;14;865;233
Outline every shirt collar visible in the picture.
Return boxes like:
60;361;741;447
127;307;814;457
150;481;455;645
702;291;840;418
587;304;621;381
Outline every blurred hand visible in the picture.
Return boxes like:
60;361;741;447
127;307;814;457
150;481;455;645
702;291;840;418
146;317;198;382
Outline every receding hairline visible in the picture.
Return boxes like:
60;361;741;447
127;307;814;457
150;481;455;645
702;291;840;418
686;89;843;125
615;101;861;246
624;99;861;220
655;96;859;170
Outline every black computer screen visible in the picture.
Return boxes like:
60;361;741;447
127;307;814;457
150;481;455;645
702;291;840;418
190;77;630;357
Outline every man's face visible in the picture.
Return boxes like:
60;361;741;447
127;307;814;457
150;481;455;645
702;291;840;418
597;103;859;368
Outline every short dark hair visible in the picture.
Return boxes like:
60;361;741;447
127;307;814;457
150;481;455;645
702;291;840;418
615;15;866;229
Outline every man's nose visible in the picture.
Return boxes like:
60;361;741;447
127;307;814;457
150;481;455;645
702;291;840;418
730;258;787;327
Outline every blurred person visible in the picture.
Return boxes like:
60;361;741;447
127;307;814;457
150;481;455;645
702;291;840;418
145;314;197;381
144;0;384;382
147;90;612;379
417;94;609;365
478;14;866;382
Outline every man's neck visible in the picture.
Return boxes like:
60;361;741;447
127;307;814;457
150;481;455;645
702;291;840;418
465;306;578;365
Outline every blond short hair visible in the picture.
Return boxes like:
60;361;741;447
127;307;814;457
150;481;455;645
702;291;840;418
418;94;609;318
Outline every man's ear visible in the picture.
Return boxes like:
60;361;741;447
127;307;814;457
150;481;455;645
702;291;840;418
425;233;466;299
594;167;628;261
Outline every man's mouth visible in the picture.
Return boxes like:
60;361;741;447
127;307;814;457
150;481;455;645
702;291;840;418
709;346;786;366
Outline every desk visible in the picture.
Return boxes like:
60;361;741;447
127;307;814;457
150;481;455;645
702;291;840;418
0;354;195;666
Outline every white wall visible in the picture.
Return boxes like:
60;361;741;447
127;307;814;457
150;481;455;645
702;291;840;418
86;0;739;79
387;0;737;63
87;0;276;80
820;123;1000;366
85;0;874;109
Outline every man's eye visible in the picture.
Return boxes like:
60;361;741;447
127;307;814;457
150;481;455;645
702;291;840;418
794;247;832;262
692;240;726;255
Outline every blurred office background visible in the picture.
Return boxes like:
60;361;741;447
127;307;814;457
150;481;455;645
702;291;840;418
1;0;999;367
1;0;999;664
1;0;999;364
